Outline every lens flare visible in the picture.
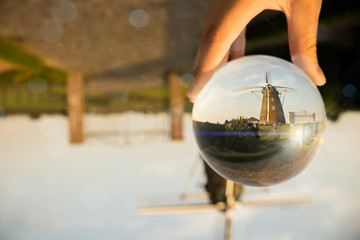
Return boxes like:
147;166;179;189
192;55;326;186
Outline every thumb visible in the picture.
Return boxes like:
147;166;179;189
285;0;326;86
291;54;326;86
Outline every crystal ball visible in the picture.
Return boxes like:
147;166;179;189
192;55;326;186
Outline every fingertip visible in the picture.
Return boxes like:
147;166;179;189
186;90;194;102
314;77;326;86
186;85;196;103
315;65;326;86
185;69;214;104
314;78;326;86
309;64;326;86
309;69;326;87
292;54;326;86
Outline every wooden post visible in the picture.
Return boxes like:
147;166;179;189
67;72;84;143
312;112;316;135
168;72;184;140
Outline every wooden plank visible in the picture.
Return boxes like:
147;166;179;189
168;72;183;140
67;72;84;143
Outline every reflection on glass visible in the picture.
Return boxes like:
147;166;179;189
193;55;327;186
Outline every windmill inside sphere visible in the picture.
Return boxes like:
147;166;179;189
237;71;297;124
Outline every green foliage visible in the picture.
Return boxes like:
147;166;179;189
129;87;168;100
0;70;30;83
40;67;67;83
0;38;67;83
0;82;66;115
0;38;43;71
225;116;260;152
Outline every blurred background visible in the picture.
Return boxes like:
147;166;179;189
0;0;359;239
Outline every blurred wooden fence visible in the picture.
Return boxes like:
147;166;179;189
0;72;185;145
0;82;66;118
84;112;170;146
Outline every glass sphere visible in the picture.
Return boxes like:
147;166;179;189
192;55;326;186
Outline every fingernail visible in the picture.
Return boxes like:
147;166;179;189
187;80;194;91
316;65;326;86
186;87;195;102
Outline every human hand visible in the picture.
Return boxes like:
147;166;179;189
186;0;326;103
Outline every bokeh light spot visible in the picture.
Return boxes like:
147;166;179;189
342;84;358;97
6;176;30;197
80;186;108;211
180;73;194;88
38;20;64;43
28;76;47;94
51;0;78;24
129;9;150;28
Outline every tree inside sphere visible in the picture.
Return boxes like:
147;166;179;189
192;55;326;186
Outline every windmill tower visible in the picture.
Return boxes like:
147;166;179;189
238;72;296;125
259;72;285;124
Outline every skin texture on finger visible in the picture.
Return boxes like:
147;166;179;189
186;0;264;101
285;0;326;86
187;0;326;103
188;51;230;103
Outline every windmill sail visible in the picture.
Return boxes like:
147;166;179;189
236;71;296;125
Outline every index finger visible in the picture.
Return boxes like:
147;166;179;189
187;0;264;101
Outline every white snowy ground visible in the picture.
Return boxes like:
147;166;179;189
0;112;359;240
